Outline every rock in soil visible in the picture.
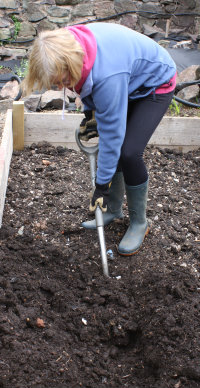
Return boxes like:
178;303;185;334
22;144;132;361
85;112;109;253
0;142;199;388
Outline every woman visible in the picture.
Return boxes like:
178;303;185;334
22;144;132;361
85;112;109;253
23;22;176;256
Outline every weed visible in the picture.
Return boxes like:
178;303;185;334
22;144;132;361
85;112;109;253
169;99;181;116
2;15;21;43
14;59;28;79
11;15;21;40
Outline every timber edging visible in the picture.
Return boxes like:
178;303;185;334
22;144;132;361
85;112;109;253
0;107;199;227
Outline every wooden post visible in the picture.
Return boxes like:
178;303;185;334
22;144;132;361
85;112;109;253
0;110;13;227
165;19;171;38
13;101;24;150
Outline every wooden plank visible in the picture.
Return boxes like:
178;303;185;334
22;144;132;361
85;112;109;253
24;112;84;149
0;109;13;227
13;101;24;150
24;113;200;150
149;116;200;147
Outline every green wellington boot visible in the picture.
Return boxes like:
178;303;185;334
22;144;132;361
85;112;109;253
82;172;125;230
118;180;150;255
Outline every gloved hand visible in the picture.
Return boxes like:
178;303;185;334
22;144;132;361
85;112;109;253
89;183;111;212
79;110;98;141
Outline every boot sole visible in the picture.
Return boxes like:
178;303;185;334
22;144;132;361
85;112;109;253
118;227;150;256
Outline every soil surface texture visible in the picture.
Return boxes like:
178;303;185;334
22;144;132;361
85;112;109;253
0;142;199;388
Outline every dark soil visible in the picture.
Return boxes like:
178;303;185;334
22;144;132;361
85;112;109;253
0;142;199;388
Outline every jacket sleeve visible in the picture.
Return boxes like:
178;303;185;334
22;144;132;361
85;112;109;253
92;73;129;185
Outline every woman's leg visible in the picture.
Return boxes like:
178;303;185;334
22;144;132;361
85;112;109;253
118;91;174;255
120;91;174;185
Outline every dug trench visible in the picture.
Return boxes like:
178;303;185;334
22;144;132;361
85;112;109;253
0;142;199;388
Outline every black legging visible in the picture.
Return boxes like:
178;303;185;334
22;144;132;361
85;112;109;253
118;91;174;186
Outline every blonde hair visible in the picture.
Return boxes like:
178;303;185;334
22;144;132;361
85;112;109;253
22;28;84;95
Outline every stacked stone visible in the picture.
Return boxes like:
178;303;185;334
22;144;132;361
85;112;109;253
0;0;199;60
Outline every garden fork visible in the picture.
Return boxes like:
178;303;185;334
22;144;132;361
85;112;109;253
75;128;109;277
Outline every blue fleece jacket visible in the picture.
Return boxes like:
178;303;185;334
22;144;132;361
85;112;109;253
80;23;176;185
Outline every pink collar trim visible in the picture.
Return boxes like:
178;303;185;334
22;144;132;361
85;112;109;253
67;25;97;93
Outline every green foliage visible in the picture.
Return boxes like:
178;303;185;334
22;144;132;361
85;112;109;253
169;98;181;116
14;59;29;79
11;15;21;40
1;15;21;44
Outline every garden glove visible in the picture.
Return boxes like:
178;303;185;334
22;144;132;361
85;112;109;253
89;183;111;213
79;110;98;141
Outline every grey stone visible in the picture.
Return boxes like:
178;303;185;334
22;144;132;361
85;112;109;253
28;12;46;22
72;3;93;18
142;23;165;37
120;14;138;30
0;0;17;9
139;16;155;30
177;65;200;84
0;47;27;60
18;22;36;38
94;1;115;18
172;14;195;29
0;99;14;112
160;0;174;4
40;0;55;4
55;0;79;5
22;0;32;10
40;90;69;110
27;3;46;22
0;80;20;100
0;28;12;40
0;18;11;28
22;94;42;112
37;19;56;32
47;15;70;24
177;85;199;102
181;0;196;10
114;0;138;13
176;66;200;102
164;3;177;13
196;66;200;80
139;2;165;19
47;6;70;17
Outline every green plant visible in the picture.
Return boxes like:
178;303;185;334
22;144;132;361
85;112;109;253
169;98;181;116
14;59;29;79
11;15;21;40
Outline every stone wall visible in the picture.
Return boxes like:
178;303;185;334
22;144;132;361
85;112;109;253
0;0;200;60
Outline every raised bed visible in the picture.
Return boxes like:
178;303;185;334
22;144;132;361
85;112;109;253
0;132;199;388
23;110;200;151
0;102;199;227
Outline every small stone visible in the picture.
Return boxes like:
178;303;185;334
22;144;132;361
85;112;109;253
0;80;20;100
36;318;45;328
82;318;87;325
18;226;24;236
171;244;181;253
